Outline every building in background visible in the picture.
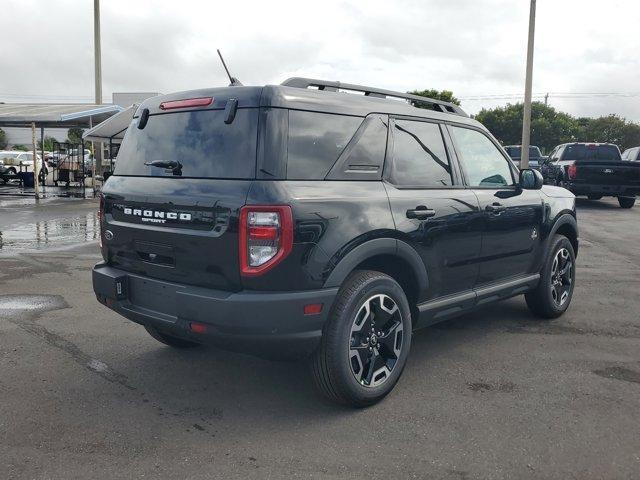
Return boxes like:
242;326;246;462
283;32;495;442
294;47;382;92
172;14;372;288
0;92;159;147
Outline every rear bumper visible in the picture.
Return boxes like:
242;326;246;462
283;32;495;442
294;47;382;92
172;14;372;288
92;263;338;358
565;183;639;197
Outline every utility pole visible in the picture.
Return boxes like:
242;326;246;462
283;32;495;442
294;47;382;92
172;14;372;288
93;0;104;184
520;0;536;170
544;92;549;106
94;0;102;105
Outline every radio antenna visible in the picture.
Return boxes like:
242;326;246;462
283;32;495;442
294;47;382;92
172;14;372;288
217;49;243;86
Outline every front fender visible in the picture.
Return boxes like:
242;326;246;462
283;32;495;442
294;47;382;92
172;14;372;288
543;212;579;260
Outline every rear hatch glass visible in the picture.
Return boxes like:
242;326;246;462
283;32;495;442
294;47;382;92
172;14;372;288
115;108;258;178
561;144;621;162
104;107;259;292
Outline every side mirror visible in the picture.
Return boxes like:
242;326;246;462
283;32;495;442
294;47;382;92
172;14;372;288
520;168;543;190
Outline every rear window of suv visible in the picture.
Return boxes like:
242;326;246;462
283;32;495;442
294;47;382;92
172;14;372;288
114;109;259;178
561;144;621;162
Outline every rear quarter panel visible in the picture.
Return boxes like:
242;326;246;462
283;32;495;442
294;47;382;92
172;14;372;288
244;181;395;291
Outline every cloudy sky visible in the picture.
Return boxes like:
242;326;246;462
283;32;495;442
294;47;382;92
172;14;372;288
3;0;640;120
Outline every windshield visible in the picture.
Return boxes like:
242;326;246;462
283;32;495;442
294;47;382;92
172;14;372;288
114;108;258;178
561;144;621;162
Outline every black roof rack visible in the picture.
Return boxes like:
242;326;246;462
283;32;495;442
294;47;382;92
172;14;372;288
281;77;468;117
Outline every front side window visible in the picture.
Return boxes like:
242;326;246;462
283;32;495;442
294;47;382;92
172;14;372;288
450;126;514;187
388;119;452;187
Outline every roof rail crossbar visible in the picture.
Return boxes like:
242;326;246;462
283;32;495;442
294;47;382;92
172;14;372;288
281;77;468;117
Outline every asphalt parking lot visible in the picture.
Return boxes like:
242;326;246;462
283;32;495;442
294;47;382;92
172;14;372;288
1;196;639;479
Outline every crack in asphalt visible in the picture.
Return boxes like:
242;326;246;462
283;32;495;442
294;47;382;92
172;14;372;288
593;366;640;385
0;293;219;437
1;294;135;391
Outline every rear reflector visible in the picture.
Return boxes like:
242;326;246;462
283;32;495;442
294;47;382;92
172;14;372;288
159;97;213;110
189;322;208;334
303;303;323;315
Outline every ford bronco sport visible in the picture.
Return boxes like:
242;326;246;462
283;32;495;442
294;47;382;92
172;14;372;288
93;78;579;407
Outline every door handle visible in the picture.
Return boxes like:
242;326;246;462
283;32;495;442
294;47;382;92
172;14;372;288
485;203;506;214
406;206;436;220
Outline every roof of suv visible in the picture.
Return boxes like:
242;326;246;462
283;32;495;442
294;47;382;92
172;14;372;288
135;78;483;130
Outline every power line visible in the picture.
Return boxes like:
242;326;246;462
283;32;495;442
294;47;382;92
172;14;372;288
460;92;640;101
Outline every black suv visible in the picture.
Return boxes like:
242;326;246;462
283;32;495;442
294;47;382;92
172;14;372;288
93;78;579;407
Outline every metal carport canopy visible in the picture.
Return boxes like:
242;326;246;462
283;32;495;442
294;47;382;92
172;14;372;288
83;104;136;142
0;103;123;128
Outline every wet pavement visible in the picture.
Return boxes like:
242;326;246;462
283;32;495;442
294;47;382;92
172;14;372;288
0;197;98;254
0;197;639;479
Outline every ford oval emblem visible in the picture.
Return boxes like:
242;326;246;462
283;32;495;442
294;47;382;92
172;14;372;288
603;168;614;174
104;230;114;241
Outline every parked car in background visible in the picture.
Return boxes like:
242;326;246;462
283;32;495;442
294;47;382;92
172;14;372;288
622;147;640;161
504;145;546;169
0;150;39;174
541;143;640;208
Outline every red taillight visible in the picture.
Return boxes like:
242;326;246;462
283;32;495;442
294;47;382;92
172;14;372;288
239;205;293;277
159;97;213;110
567;164;577;180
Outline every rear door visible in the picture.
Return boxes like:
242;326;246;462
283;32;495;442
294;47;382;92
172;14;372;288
102;102;260;293
384;117;483;301
447;125;544;285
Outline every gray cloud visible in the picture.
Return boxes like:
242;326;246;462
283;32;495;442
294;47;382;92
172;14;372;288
2;0;640;121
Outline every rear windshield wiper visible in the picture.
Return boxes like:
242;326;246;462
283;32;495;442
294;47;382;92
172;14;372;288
144;160;182;176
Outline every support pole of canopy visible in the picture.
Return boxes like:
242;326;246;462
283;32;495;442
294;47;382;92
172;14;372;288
31;122;39;199
40;126;45;192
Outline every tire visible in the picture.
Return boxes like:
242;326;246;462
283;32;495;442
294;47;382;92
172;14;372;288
587;195;602;200
311;270;412;407
618;197;635;209
525;235;576;319
7;167;16;175
144;325;201;349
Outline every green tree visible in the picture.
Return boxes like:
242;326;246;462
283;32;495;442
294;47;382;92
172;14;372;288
409;89;461;108
0;128;7;150
577;115;640;151
475;102;581;153
66;127;84;145
37;135;57;151
12;144;29;151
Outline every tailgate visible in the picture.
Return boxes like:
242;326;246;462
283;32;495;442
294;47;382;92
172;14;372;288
102;176;250;291
575;162;640;186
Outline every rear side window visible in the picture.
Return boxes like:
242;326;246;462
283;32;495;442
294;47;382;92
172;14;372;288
114;109;258;178
561;144;621;162
287;111;362;180
450;126;514;187
388;119;452;187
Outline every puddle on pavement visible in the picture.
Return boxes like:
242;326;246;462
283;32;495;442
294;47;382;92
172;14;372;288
0;212;99;252
0;294;67;312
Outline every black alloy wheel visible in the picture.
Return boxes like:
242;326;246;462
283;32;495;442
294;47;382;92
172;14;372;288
348;293;404;388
